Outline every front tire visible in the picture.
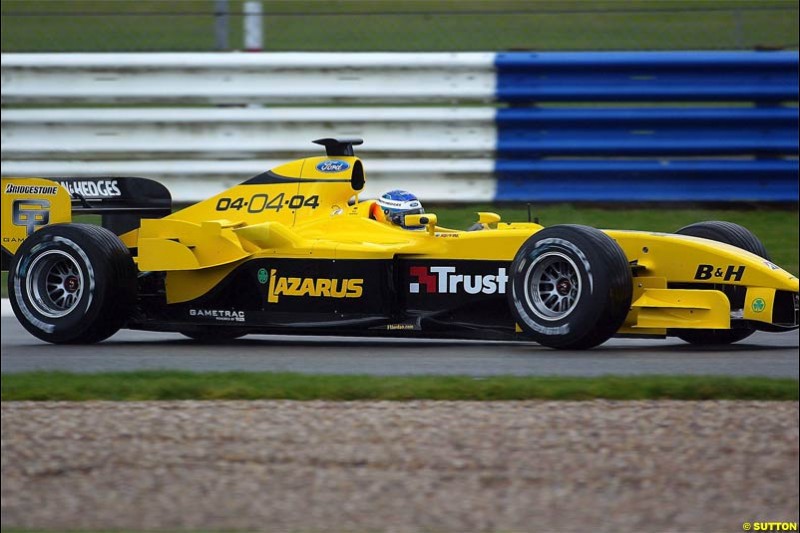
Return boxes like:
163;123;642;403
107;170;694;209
9;223;137;344
673;221;768;345
509;225;632;349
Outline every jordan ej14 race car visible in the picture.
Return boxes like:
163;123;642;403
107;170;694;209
2;139;798;349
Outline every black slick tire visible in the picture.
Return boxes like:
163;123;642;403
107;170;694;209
508;224;632;349
8;223;137;344
673;221;768;345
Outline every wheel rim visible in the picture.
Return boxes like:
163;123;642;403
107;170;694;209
26;250;84;318
523;251;582;321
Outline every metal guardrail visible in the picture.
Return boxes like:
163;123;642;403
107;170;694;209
1;51;797;202
494;160;798;202
1;53;498;201
496;107;798;156
493;51;799;201
1;108;496;157
494;51;799;102
0;52;496;104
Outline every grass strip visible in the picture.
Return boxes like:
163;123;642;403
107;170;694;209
2;371;797;402
2;0;796;52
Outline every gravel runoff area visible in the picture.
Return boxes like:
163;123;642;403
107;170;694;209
2;401;798;532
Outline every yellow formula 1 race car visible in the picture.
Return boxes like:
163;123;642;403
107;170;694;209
2;139;798;349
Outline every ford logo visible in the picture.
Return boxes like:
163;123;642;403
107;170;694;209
316;160;350;173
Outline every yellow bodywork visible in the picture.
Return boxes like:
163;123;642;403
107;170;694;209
1;178;72;257
606;230;797;334
4;154;798;335
120;154;797;334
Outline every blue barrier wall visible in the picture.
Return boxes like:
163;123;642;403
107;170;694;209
493;51;799;202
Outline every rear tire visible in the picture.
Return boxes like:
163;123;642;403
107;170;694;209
509;225;632;349
9;223;136;344
673;221;768;345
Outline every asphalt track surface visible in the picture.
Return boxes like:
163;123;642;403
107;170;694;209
2;316;798;377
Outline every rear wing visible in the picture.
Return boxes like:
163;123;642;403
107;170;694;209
2;176;171;270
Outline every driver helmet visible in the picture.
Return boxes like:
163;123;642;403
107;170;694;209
377;190;425;229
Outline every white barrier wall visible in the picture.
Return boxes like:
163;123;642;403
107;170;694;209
2;108;496;156
1;53;496;104
1;53;498;202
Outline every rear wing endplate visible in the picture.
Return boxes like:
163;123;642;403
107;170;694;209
2;176;171;270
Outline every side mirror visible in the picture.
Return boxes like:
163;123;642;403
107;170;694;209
476;212;501;228
404;213;438;235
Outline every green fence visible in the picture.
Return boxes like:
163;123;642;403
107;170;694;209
2;0;798;53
